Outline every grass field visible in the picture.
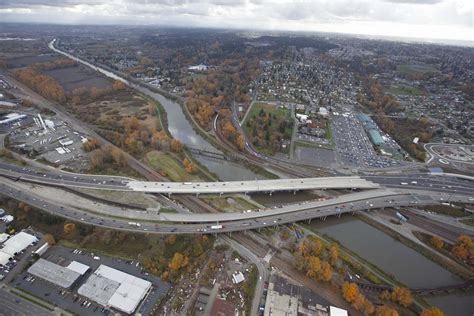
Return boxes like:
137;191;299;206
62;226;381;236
389;85;425;96
145;150;199;182
243;102;293;155
423;205;467;217
397;63;439;79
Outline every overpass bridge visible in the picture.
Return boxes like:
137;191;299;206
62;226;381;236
126;176;380;194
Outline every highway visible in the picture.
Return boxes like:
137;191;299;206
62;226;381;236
1;174;473;235
1;160;474;196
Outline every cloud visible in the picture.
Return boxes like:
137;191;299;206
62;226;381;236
0;0;472;43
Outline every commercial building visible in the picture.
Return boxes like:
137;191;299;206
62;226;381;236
78;264;152;314
27;258;82;289
0;231;38;265
368;129;385;146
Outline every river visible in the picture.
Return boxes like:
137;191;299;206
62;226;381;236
49;40;262;181
311;216;474;315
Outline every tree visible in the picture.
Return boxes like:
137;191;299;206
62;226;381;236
165;234;176;245
306;256;321;278
183;158;196;174
363;300;375;316
391;287;412;307
420;307;445;316
352;293;366;311
170;139;184;153
375;305;399;316
451;235;473;260
341;282;359;303
113;80;126;91
329;244;339;265
294;252;305;271
430;236;444;249
169;252;185;272
44;234;56;246
111;147;128;167
236;133;245;151
63;223;76;234
310;239;324;256
83;138;100;152
320;261;333;281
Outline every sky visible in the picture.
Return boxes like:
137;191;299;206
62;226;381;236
0;0;472;43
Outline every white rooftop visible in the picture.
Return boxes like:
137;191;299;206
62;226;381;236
67;261;90;275
329;306;348;316
28;258;81;288
232;271;245;284
78;264;152;314
1;232;38;256
0;252;11;266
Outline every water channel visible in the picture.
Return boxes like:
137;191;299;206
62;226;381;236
50;40;262;181
311;216;474;315
50;41;474;314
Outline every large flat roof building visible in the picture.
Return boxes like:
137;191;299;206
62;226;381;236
28;258;81;289
78;264;152;314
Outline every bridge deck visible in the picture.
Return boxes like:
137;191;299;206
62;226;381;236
126;176;379;194
158;189;401;223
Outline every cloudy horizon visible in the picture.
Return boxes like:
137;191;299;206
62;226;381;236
0;0;472;44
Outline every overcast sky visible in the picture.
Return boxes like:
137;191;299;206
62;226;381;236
0;0;472;43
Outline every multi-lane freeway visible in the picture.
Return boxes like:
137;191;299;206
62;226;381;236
1;172;472;235
1;160;474;196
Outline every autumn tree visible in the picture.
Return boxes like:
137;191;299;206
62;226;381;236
451;235;473;261
341;282;359;303
306;256;321;278
320;261;333;281
165;234;176;245
329;243;339;265
83;138;100;152
183;158;196;174
375;305;399;316
430;236;444;249
352;293;367;311
363;301;375;316
169;252;187;272
111;147;128;167
236;133;245;151
390;287;412;307
113;80;126;91
170;139;184;153
63;223;76;234
44;234;56;246
420;307;445;316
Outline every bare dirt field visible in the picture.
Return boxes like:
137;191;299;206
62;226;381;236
44;65;111;92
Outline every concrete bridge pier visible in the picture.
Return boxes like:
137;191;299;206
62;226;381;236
219;192;223;197
322;216;327;221
269;191;273;196
293;190;298;195
168;193;171;198
196;192;200;197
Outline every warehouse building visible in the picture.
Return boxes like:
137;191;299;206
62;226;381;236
27;258;83;289
78;264;152;314
0;231;38;265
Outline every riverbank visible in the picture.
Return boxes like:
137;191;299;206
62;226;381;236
359;213;473;280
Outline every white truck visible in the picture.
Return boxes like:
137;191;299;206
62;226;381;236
128;222;141;227
210;224;223;230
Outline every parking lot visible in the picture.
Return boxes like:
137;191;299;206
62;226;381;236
12;246;170;315
331;112;403;169
7;114;90;170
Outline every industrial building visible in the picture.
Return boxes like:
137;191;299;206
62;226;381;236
27;258;84;289
368;129;385;146
78;264;152;314
357;113;385;146
0;231;38;265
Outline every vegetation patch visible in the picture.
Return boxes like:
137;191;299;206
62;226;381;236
244;102;293;155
